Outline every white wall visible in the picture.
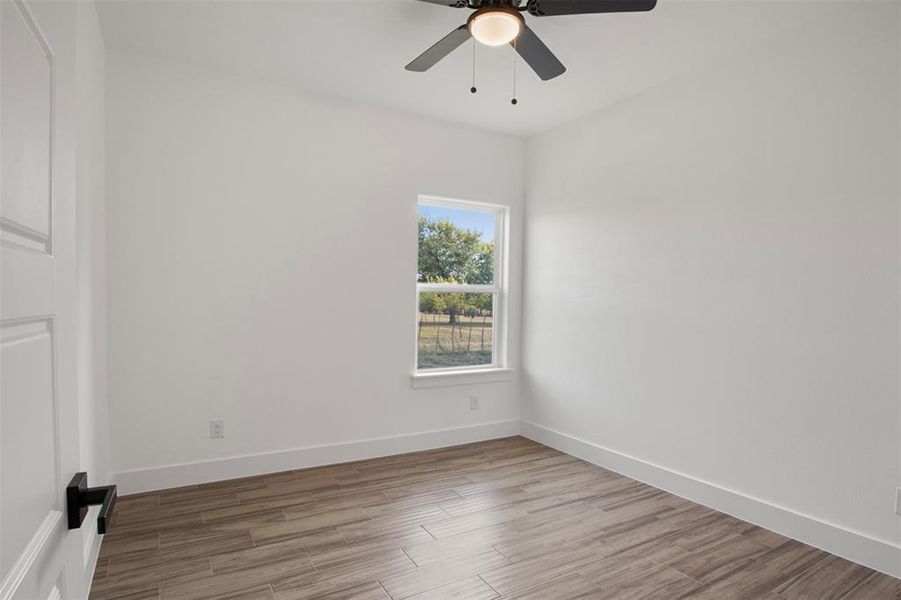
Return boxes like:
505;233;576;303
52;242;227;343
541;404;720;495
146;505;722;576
106;53;524;490
75;0;110;487
522;1;900;575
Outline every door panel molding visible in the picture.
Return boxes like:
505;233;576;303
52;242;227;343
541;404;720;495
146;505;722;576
0;511;62;600
0;317;63;593
0;0;54;255
0;217;49;254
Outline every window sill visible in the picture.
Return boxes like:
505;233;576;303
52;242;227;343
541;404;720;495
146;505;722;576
411;368;514;389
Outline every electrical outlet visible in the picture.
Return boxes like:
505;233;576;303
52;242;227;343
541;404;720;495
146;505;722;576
210;419;224;439
896;488;901;516
470;396;479;410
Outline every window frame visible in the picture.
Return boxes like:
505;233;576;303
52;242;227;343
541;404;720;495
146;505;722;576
414;195;509;376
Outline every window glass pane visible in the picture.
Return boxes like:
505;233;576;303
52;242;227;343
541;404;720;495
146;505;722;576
418;205;495;285
417;292;493;369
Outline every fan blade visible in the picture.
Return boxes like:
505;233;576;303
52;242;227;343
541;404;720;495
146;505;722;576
512;26;566;81
406;25;472;72
528;0;657;17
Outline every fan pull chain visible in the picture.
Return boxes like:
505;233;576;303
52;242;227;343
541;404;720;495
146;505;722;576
511;38;518;105
470;39;477;94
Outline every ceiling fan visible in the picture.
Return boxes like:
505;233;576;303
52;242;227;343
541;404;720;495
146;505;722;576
406;0;658;82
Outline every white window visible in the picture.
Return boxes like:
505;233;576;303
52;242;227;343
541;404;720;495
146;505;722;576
415;196;508;374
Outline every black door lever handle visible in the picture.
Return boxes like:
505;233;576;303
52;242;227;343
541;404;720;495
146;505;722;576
66;472;117;534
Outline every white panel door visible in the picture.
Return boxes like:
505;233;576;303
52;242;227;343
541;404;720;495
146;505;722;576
1;1;88;599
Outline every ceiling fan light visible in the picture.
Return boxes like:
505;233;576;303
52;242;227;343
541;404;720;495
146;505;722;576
469;10;522;47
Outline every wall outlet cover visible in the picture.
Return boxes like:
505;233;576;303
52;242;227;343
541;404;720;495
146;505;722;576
470;396;479;410
210;419;224;439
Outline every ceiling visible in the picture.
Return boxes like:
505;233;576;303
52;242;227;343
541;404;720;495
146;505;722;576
96;0;816;137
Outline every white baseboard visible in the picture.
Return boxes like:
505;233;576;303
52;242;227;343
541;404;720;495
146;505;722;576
520;419;901;579
113;419;520;495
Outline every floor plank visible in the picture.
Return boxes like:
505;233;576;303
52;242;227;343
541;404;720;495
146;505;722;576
91;436;899;599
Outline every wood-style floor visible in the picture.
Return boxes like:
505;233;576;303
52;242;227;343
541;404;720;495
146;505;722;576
91;437;899;600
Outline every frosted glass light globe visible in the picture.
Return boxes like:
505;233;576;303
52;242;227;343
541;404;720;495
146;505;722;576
469;11;522;47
